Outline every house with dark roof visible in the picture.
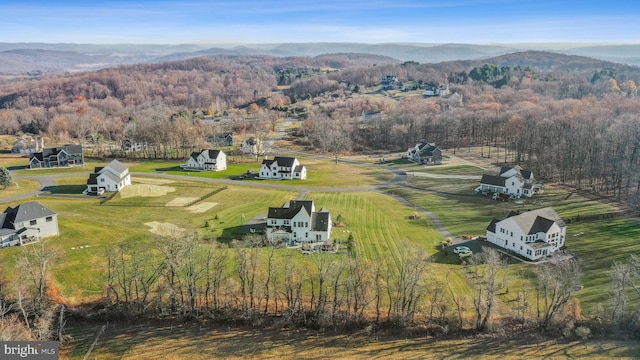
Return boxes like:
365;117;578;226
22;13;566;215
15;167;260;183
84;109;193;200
0;201;59;248
259;156;306;180
29;145;84;169
485;207;566;261
206;132;233;147
476;165;543;198
181;149;227;171
266;200;332;245
85;159;131;194
407;142;442;165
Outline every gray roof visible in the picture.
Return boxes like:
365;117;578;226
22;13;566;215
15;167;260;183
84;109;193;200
480;174;506;187
190;149;223;161
505;207;566;235
499;165;532;180
262;156;297;168
30;145;82;160
2;201;56;228
267;200;313;220
104;159;128;174
486;218;500;233
312;210;331;232
87;173;99;185
206;150;222;159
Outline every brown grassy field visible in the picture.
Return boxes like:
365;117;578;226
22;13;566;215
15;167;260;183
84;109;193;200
61;322;640;360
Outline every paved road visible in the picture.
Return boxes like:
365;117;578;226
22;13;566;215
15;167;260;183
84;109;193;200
2;172;89;204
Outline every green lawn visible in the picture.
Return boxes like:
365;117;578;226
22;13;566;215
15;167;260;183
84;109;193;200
133;158;393;188
386;181;640;312
399;164;486;175
0;154;30;168
51;176;88;194
12;162;104;177
0;179;41;196
0;158;637;319
0;183;301;302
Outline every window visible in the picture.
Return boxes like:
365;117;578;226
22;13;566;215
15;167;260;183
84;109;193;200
510;232;513;237
46;216;53;222
100;178;105;182
30;220;37;226
305;233;308;238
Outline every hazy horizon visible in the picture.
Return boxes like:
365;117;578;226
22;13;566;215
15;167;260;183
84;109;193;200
3;1;640;45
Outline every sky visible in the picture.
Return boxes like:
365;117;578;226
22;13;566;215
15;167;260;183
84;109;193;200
2;0;640;45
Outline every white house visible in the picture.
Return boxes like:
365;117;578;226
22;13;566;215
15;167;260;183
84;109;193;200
476;165;543;198
485;207;566;261
423;85;450;97
407;142;442;164
85;159;131;194
181;149;227;171
259;156;307;180
265;200;332;246
0;201;59;248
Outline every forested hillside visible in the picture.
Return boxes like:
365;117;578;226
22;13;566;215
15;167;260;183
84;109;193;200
2;51;640;208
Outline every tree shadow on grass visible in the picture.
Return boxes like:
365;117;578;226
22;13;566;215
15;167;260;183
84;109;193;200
217;225;243;244
48;184;87;194
8;165;28;171
156;165;183;172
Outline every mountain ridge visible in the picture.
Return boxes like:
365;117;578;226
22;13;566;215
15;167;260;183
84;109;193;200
0;42;639;75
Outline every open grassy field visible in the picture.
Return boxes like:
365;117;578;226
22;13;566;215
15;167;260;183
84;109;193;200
2;147;640;354
0;179;41;196
127;157;393;188
0;180;300;302
387;177;640;312
61;322;640;360
0;153;31;168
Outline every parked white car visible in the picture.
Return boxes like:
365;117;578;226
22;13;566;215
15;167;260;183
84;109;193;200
453;246;471;254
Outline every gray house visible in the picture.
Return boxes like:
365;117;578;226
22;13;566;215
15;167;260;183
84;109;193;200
0;201;59;248
29;145;84;169
407;142;442;164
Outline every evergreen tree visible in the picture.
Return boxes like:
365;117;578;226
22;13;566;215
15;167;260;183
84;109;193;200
0;167;11;189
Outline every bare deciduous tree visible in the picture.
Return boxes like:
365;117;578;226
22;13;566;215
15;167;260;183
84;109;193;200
536;259;582;329
467;247;504;331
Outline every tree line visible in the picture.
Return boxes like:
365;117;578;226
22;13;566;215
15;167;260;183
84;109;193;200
2;52;640;208
2;235;639;342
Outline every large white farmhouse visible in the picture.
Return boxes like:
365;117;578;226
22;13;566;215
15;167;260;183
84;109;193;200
266;200;331;246
259;156;306;180
486;207;566;261
85;159;131;194
477;165;543;198
181;149;227;171
0;201;59;248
